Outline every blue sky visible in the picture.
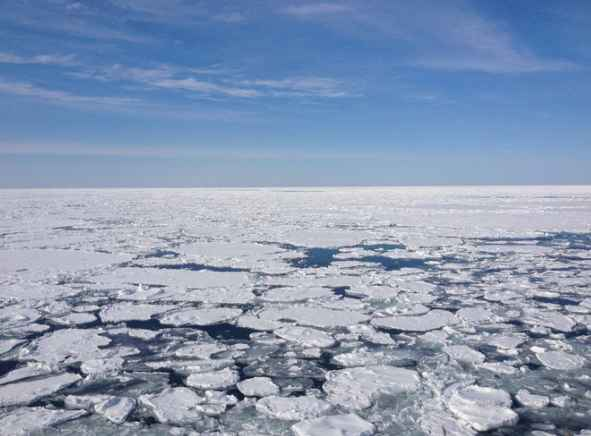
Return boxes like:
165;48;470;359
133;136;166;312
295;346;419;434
0;0;590;187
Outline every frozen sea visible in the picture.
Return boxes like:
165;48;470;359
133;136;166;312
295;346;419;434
0;186;590;435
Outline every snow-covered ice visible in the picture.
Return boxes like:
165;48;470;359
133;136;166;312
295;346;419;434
1;186;590;434
292;413;375;436
447;385;519;431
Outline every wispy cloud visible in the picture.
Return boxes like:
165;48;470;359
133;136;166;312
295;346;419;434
69;63;352;98
412;56;577;74
241;77;352;97
280;1;577;74
152;78;261;98
0;52;77;66
283;3;353;17
0;77;250;120
0;78;136;107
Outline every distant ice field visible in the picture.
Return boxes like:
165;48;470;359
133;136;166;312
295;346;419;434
0;186;590;435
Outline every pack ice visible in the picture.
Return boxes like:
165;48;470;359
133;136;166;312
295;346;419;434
0;186;590;435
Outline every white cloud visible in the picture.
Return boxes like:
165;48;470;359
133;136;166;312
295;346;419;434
0;78;136;106
241;77;351;97
152;78;261;98
69;63;351;98
0;52;77;66
0;77;251;120
280;1;577;74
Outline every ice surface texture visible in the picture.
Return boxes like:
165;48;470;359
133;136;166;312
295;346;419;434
0;186;590;435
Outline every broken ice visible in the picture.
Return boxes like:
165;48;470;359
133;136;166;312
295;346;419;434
0;186;590;434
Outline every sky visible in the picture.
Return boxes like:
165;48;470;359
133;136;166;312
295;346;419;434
0;0;590;187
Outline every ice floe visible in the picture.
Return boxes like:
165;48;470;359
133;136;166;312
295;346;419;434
2;187;591;434
258;306;369;328
237;377;280;397
185;367;240;390
275;326;336;348
535;350;586;370
0;372;81;407
447;385;518;432
0;407;87;436
160;307;243;326
371;309;457;332
99;302;175;322
256;395;332;420
323;366;420;409
292;413;375;436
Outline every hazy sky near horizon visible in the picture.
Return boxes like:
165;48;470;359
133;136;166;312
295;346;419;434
0;0;590;187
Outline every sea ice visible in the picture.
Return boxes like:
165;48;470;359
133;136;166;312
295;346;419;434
94;396;136;423
139;387;210;425
323;366;420;409
237;377;280;397
99;303;175;322
20;328;111;365
185;367;240;390
444;345;486;365
292;413;375;436
536;350;586;370
256;395;332;420
160;307;243;326
0;407;87;436
515;389;550;409
0;372;81;407
371;310;457;332
258;306;369;328
447;385;518;432
275;326;336;348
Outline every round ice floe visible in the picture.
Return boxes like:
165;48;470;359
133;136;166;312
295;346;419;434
237;377;279;397
515;389;549;409
444;345;485;365
256;395;332;420
371;310;457;332
99;303;175;323
536;351;586;370
185;367;240;390
275;326;336;348
323;366;420;410
160;307;242;326
258;306;369;328
447;385;518;432
292;413;375;436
